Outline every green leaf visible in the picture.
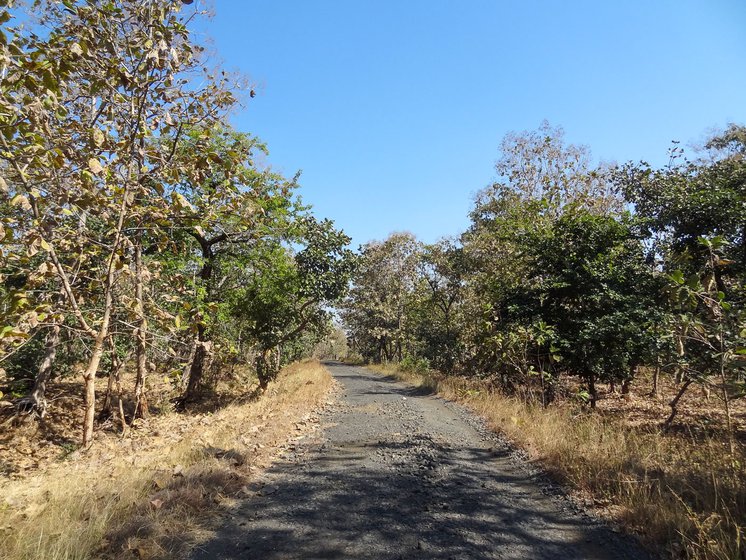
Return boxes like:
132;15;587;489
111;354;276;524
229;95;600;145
669;270;684;285
0;326;29;339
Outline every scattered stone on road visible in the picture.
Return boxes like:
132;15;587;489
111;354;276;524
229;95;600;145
191;363;651;560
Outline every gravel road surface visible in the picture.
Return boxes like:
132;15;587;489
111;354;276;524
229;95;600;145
191;363;652;560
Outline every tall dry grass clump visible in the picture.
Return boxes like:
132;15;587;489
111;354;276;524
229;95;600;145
370;364;745;560
0;360;333;560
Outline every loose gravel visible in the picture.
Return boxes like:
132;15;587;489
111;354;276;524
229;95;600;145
191;363;653;560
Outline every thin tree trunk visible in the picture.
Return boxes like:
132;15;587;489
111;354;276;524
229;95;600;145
674;326;687;384
81;177;131;446
588;374;597;409
719;327;735;455
100;337;118;419
651;364;661;399
82;329;108;447
101;365;116;418
133;240;149;419
21;323;60;419
664;379;693;431
115;351;127;437
101;342;132;419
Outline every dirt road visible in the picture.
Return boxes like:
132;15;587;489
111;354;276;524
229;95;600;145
191;363;651;559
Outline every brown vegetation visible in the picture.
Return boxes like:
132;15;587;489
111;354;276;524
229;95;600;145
370;364;746;560
0;360;334;560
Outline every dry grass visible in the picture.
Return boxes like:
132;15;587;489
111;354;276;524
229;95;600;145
0;359;334;560
369;363;746;560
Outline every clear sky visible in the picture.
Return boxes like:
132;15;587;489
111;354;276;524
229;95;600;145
201;0;746;247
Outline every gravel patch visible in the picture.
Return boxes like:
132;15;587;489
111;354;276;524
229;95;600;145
191;363;653;560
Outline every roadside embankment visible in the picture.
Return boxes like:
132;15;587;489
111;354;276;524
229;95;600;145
0;360;334;560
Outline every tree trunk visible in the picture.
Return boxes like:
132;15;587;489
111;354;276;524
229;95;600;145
181;233;217;401
101;363;116;418
100;337;118;419
719;325;735;455
543;374;556;407
621;375;632;396
674;326;687;384
184;322;208;401
588;374;597;409
133;240;149;419
20;324;60;419
256;348;276;391
82;329;108;447
82;178;130;445
651;364;661;399
664;379;693;431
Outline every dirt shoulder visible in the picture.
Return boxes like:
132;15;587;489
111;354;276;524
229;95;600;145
0;360;335;560
191;363;651;560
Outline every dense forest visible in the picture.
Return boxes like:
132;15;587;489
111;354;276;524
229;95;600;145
0;0;355;446
342;120;746;436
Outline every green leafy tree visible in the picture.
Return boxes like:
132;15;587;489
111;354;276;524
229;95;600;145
517;209;663;406
0;0;246;444
162;125;300;401
615;125;746;425
234;217;355;389
412;240;465;373
341;233;422;363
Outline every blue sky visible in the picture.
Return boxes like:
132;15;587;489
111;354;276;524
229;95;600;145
202;0;746;247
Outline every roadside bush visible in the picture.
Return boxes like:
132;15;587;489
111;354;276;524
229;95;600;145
400;355;430;374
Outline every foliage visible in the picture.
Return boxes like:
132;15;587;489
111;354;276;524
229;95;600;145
0;0;353;443
341;232;421;363
343;122;744;420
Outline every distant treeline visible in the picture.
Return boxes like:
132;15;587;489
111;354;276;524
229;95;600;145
342;121;745;430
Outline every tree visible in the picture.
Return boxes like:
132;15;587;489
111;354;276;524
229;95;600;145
341;233;422;363
460;122;622;381
0;0;244;445
615;125;746;426
665;238;746;443
234;217;355;389
166;125;300;402
413;240;464;373
516;209;662;406
615;127;745;293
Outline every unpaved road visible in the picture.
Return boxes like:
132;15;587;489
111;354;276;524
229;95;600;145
192;363;651;559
